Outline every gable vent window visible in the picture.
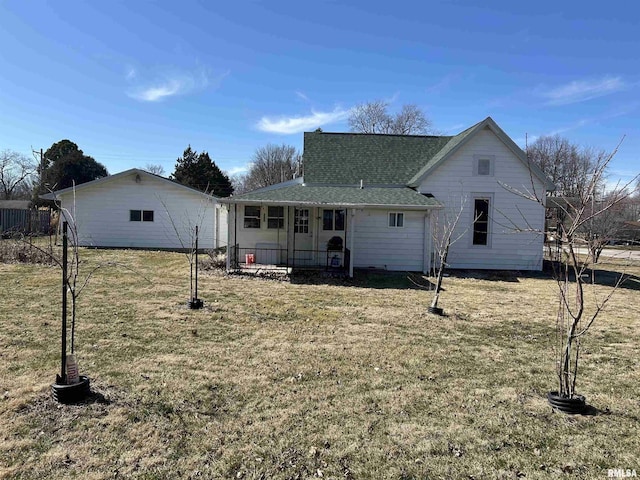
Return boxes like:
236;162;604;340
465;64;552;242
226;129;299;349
130;210;154;222
474;155;494;176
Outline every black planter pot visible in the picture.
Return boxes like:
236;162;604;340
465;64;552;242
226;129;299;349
428;306;444;316
189;298;204;309
547;391;586;414
51;375;90;404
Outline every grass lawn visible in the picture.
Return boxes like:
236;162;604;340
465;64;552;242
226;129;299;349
1;246;639;479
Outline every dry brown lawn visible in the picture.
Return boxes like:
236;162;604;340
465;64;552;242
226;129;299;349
1;246;639;479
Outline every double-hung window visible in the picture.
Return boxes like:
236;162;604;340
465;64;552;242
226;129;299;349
323;209;345;231
244;205;261;229
267;206;284;229
388;212;404;228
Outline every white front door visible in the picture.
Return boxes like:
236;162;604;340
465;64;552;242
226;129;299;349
293;208;314;265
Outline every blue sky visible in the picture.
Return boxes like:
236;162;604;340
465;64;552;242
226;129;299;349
1;1;638;186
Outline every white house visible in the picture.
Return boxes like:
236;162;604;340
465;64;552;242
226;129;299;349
220;117;555;276
42;169;227;250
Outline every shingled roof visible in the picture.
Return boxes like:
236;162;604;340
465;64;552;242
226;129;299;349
223;184;441;209
221;117;555;207
303;132;452;185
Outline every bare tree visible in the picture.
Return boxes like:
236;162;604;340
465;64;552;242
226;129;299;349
527;135;607;198
0;150;36;200
142;163;165;176
582;191;634;262
428;194;468;315
239;144;301;193
506;139;638;407
348;100;433;135
230;174;249;195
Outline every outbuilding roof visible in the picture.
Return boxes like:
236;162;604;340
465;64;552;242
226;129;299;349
40;168;218;201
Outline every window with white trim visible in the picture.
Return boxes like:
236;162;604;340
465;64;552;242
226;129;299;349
130;210;154;222
267;206;284;229
472;198;490;245
244;205;260;229
388;212;404;227
294;208;309;233
323;209;345;231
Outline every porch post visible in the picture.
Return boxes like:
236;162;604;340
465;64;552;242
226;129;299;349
312;207;318;267
285;205;289;268
348;208;355;278
423;212;430;275
215;204;220;249
291;207;296;269
226;204;233;272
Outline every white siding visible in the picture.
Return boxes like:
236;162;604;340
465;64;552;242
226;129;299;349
353;209;428;271
228;204;291;251
419;127;545;270
59;172;218;249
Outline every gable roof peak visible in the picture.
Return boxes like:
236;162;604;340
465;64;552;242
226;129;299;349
304;130;445;139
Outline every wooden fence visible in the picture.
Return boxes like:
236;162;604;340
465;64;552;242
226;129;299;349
0;209;51;235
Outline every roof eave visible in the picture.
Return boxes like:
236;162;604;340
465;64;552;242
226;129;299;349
43;168;220;200
407;117;557;191
219;198;442;210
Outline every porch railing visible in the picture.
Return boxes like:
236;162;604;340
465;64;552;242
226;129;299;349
229;245;351;272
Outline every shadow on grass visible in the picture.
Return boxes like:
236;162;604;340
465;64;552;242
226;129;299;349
582;404;612;416
240;262;639;291
289;269;436;290
543;260;640;291
62;389;112;406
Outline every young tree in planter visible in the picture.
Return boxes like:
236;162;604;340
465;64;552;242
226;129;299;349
504;140;638;413
22;190;98;402
24;187;140;402
157;194;214;309
428;195;468;315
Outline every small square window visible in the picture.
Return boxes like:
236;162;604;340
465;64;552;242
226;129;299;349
142;210;154;222
389;212;404;227
477;159;491;175
130;210;141;221
474;156;494;176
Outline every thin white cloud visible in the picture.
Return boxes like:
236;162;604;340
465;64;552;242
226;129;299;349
548;118;591;136
546;102;639;136
443;123;464;134
130;79;184;102
127;68;228;102
540;76;627;106
384;91;400;104
126;66;137;80
257;107;350;134
295;91;310;102
227;165;250;176
425;73;461;95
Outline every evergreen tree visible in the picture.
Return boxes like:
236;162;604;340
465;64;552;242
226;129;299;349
33;140;108;205
171;146;233;197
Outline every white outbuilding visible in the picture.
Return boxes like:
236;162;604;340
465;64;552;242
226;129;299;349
42;168;226;250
